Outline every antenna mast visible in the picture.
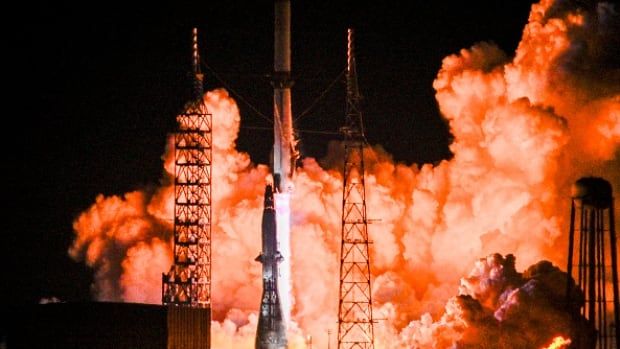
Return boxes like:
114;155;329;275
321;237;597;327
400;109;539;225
337;28;375;349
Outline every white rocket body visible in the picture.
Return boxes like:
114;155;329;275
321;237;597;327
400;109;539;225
272;0;296;334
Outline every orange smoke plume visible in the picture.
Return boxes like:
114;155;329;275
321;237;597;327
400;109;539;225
69;0;619;347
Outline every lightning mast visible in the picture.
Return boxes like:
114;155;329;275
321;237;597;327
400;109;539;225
337;28;375;349
162;28;212;313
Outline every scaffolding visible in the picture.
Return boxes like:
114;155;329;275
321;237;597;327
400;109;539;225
162;28;212;312
337;28;375;349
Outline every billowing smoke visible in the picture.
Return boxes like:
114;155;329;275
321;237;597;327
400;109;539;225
394;253;594;348
69;0;619;348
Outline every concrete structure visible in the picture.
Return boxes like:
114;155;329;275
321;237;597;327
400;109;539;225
4;302;210;349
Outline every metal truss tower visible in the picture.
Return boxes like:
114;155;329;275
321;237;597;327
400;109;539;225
337;28;375;349
566;177;619;349
162;28;212;311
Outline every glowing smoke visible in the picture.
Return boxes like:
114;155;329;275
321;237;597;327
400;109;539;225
69;0;619;348
393;254;593;348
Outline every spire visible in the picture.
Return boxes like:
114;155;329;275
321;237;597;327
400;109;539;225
192;28;204;100
344;28;364;138
347;29;359;104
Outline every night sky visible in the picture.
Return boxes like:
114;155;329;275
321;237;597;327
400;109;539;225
7;1;538;306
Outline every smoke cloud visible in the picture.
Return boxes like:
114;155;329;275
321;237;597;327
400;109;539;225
69;0;619;347
394;254;593;348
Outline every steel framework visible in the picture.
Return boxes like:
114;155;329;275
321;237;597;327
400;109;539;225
566;177;619;349
162;28;212;310
337;28;375;349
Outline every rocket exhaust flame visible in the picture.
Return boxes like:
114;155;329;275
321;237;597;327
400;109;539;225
69;0;619;348
542;336;572;349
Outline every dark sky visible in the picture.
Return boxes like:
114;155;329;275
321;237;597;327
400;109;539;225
7;1;537;306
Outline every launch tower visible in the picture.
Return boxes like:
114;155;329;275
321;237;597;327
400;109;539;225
566;177;619;349
162;27;212;317
337;29;375;349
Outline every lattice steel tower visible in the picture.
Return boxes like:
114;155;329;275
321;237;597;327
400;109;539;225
566;177;619;349
162;28;212;311
337;28;375;349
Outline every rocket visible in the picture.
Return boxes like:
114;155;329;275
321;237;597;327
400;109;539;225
255;1;296;347
272;0;296;330
272;0;297;192
255;184;287;349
